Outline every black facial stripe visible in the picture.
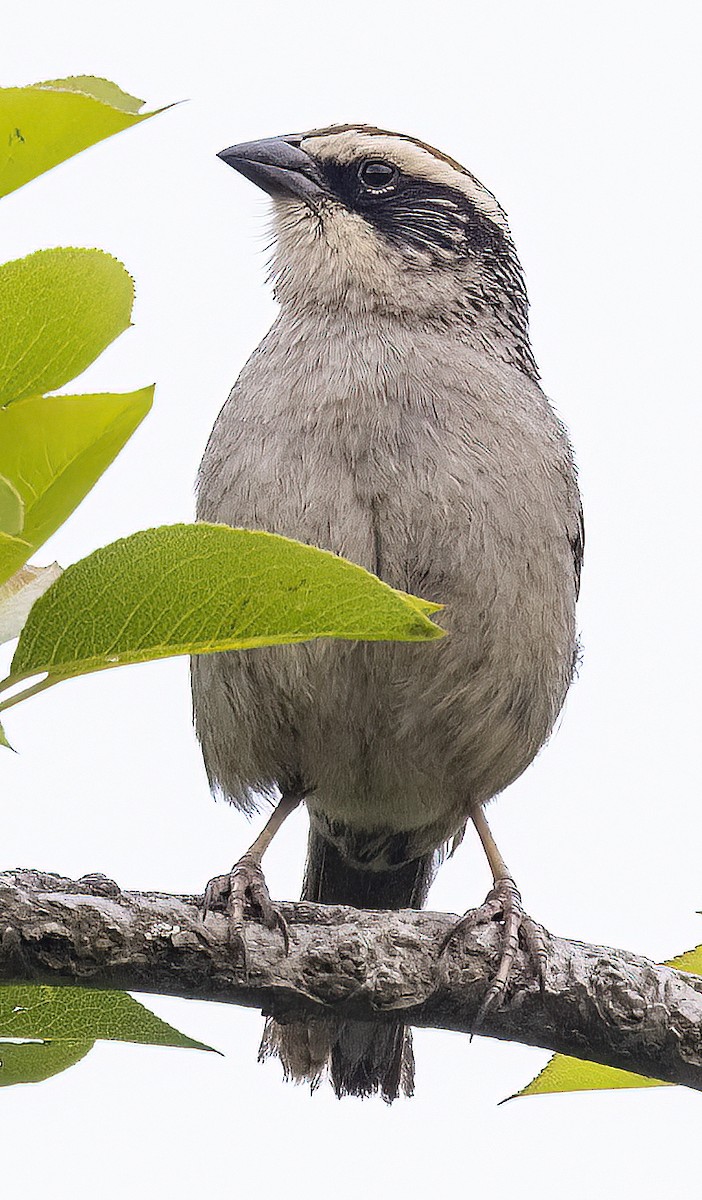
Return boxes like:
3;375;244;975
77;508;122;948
320;159;508;262
379;200;466;256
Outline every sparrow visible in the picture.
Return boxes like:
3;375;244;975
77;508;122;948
191;124;582;1101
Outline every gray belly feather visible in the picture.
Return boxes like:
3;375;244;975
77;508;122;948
191;317;579;860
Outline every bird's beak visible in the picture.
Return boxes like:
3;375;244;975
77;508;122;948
217;137;327;201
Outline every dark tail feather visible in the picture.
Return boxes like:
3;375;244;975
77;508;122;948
259;826;436;1102
302;832;436;909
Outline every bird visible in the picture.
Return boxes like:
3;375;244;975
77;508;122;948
191;124;583;1102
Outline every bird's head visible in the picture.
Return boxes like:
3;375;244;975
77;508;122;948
218;125;535;375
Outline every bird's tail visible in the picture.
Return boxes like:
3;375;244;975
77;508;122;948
259;826;436;1102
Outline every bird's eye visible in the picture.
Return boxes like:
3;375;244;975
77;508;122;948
357;159;398;191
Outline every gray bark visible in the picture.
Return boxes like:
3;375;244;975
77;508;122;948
2;867;701;1090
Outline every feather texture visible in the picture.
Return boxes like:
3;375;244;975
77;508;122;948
191;125;581;1098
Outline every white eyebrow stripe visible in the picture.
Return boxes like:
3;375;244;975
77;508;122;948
300;130;510;235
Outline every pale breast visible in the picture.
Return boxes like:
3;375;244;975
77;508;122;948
192;316;579;851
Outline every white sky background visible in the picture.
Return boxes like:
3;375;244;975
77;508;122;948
1;1;701;1195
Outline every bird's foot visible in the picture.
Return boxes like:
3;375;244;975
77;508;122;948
201;854;290;971
439;876;547;1030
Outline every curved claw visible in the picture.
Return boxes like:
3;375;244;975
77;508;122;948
201;855;290;972
439;876;547;1030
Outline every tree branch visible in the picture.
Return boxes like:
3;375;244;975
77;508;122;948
2;867;701;1089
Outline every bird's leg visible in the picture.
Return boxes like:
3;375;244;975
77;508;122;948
202;788;304;966
440;806;547;1028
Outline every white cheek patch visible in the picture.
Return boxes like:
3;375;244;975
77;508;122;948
300;130;510;236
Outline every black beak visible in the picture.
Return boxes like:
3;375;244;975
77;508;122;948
217;137;326;201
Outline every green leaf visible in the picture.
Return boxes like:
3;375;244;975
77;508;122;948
36;76;145;114
0;532;32;585
0;562;62;644
0;249;151;585
0;248;134;406
0;983;215;1088
667;944;702;973
0;78;165;199
512;1054;674;1099
0;1038;93;1087
0;387;154;584
513;942;702;1098
0;719;12;750
0;475;24;537
2;523;444;699
0;985;213;1051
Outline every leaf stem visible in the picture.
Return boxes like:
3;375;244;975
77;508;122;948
0;675;55;714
